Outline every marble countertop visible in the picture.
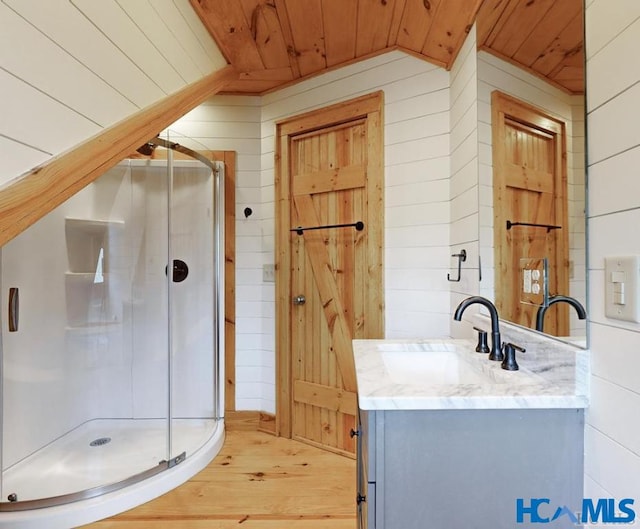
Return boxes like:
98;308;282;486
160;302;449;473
353;337;589;411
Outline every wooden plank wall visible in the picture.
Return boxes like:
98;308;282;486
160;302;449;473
262;51;453;347
584;0;640;500
0;0;227;187
169;53;458;415
177;52;455;415
448;24;480;338
170;96;264;412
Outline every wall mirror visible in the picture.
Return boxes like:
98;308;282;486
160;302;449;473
475;0;587;346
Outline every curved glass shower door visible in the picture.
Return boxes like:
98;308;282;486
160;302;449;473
0;135;222;510
165;142;221;464
0;160;172;506
153;130;223;466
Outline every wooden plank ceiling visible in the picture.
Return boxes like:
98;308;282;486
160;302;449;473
192;0;584;95
477;0;584;94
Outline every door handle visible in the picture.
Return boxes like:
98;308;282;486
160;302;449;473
293;295;306;305
8;287;19;332
165;259;189;283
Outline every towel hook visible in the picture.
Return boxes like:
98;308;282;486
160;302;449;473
447;249;467;282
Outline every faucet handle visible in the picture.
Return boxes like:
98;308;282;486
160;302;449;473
501;343;526;371
473;327;489;354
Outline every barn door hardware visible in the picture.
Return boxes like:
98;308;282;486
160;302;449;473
447;249;467;282
506;220;562;233
290;221;364;236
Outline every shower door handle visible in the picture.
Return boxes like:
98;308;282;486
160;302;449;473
165;259;189;283
8;287;19;332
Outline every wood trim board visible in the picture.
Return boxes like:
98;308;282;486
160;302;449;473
0;65;238;247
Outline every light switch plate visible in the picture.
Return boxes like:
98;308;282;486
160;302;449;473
605;256;640;322
263;263;275;283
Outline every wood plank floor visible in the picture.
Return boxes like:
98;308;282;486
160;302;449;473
85;430;357;529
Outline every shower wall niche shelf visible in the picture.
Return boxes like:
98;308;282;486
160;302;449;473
65;218;124;274
65;218;125;328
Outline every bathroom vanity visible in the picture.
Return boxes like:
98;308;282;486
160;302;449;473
353;336;589;529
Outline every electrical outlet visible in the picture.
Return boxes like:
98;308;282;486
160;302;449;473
519;257;547;306
263;264;275;283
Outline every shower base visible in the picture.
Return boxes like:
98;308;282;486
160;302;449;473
1;417;224;529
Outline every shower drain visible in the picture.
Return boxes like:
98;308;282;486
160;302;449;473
89;437;112;447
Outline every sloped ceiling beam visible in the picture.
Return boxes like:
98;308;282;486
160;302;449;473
0;65;238;247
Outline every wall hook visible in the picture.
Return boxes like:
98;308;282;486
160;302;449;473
447;249;467;282
244;207;253;218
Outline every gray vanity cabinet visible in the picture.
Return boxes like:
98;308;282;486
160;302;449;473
356;407;584;529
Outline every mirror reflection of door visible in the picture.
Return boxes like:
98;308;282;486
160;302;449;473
492;91;569;336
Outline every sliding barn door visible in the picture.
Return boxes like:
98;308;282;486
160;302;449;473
276;93;383;456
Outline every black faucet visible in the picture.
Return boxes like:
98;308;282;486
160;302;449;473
535;295;587;333
454;296;503;361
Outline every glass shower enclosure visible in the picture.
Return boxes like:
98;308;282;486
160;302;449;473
0;133;224;510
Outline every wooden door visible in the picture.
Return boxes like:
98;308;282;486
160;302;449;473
492;91;569;336
276;93;384;456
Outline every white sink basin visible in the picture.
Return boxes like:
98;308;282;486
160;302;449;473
381;350;487;385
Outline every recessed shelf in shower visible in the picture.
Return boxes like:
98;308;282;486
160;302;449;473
64;218;125;329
